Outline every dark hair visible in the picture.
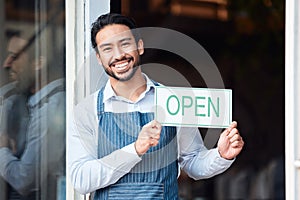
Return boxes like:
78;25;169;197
91;13;140;51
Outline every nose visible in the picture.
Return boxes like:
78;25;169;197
2;55;14;69
113;46;125;60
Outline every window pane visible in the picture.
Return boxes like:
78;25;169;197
0;0;66;199
123;0;285;199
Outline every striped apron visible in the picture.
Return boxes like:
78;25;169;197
94;87;179;200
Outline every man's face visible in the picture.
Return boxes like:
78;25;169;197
2;36;35;92
95;24;144;82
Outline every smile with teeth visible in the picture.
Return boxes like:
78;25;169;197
113;60;131;72
115;62;128;69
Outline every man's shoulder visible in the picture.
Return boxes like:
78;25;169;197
74;89;100;114
72;90;100;128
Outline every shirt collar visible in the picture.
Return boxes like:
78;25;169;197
103;73;156;103
0;82;16;96
28;78;65;107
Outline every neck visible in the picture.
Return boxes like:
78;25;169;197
0;70;10;87
110;70;146;102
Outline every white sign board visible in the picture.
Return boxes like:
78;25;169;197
154;86;232;128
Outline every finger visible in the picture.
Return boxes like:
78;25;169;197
229;133;240;143
142;131;160;140
227;128;239;139
221;121;237;137
143;120;155;129
143;120;162;134
231;121;237;128
150;138;159;147
229;121;237;131
150;120;162;130
220;129;229;139
151;133;160;140
227;121;237;132
139;129;160;141
147;123;162;135
144;125;161;135
147;129;161;140
145;120;159;128
231;139;244;148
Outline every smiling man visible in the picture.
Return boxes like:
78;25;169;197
96;24;142;82
68;13;244;200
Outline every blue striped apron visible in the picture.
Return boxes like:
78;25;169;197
94;86;179;200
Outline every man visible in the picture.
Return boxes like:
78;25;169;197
0;31;29;200
68;13;244;199
0;33;28;141
0;33;66;200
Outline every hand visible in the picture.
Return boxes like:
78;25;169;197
0;133;10;148
217;121;244;160
134;120;161;156
0;134;17;153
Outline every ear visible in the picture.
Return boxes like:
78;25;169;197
137;39;144;55
34;56;46;71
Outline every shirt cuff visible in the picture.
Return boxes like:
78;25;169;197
99;143;142;174
121;143;141;158
213;148;235;166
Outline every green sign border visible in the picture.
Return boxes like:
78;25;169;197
155;86;232;128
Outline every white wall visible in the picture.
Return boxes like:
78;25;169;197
66;0;110;199
285;0;300;199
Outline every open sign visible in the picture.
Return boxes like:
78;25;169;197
154;86;232;128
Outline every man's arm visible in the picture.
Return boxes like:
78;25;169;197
0;126;41;195
178;125;239;180
0;92;67;196
68;102;142;194
0;95;36;195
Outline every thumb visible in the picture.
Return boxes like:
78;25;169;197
228;121;237;131
145;120;161;129
222;121;237;136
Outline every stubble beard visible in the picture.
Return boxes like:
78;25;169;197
14;70;35;96
105;56;140;82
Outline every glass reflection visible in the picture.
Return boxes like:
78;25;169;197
0;1;66;199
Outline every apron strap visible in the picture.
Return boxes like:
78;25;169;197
96;79;159;120
97;88;105;119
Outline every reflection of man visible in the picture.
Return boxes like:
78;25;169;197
68;13;244;199
0;32;29;160
0;33;30;200
0;33;66;200
0;33;26;135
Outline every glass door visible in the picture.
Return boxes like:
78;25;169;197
0;0;66;199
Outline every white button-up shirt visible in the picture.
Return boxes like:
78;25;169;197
68;74;234;194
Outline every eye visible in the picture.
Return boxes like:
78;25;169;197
102;47;112;53
121;42;130;48
11;54;18;60
8;53;18;61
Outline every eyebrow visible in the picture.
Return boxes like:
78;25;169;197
119;38;132;43
99;43;111;49
98;37;133;49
